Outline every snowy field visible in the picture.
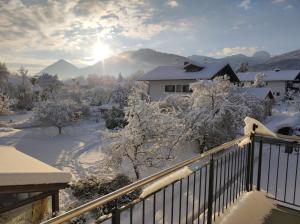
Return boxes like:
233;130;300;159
0;112;199;210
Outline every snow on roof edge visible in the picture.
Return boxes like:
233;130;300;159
0;145;71;186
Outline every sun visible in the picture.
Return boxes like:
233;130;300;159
91;41;112;62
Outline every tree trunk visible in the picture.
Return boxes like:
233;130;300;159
133;164;140;179
58;126;62;135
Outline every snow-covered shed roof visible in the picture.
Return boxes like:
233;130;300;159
237;70;300;82
0;146;71;186
237;87;274;100
139;62;238;81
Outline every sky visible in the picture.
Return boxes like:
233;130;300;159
0;0;300;74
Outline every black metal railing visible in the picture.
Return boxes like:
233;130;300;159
253;135;300;209
42;133;300;224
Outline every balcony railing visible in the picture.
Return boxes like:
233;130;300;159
42;132;300;224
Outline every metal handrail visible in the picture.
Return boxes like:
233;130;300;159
42;135;248;224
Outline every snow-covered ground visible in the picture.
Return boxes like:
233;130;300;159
1;102;300;217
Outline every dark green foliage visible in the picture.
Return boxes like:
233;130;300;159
70;174;140;218
103;107;127;129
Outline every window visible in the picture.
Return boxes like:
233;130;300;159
176;85;183;92
276;92;280;96
165;85;175;92
182;85;190;93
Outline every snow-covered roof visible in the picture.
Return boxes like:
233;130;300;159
138;62;232;81
237;87;273;100
237;70;300;82
0;146;71;186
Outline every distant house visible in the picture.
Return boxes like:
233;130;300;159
237;87;274;101
237;70;300;100
0;146;71;224
236;87;275;116
138;62;239;101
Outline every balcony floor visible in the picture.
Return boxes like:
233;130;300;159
215;191;300;224
263;205;300;224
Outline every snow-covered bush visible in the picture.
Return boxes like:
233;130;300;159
34;99;78;134
104;83;183;179
103;107;127;129
70;174;140;219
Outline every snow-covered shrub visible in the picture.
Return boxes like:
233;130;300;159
70;174;140;219
103;107;127;129
34;99;78;134
104;83;183;179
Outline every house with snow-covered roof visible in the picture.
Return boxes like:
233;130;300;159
138;61;239;101
237;70;300;100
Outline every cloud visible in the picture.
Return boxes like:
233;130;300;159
0;0;190;70
167;0;179;8
209;47;258;57
284;4;293;9
238;0;251;10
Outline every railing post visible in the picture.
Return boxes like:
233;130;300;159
257;139;263;191
246;140;252;192
250;135;255;191
112;208;121;224
207;155;215;224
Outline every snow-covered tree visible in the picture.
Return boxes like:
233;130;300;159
253;73;265;87
0;62;9;89
37;73;63;100
15;67;34;110
34;99;78;134
0;92;12;115
104;83;183;179
110;84;129;108
181;76;250;151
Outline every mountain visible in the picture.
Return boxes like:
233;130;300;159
80;48;188;77
189;51;271;70
250;49;300;71
36;59;81;79
36;48;300;80
37;49;188;80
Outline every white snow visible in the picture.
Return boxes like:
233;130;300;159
0;145;71;186
138;62;229;81
237;70;300;81
237;87;273;100
244;116;277;138
216;191;275;224
140;166;193;198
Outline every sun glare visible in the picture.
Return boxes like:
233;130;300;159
92;41;112;62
